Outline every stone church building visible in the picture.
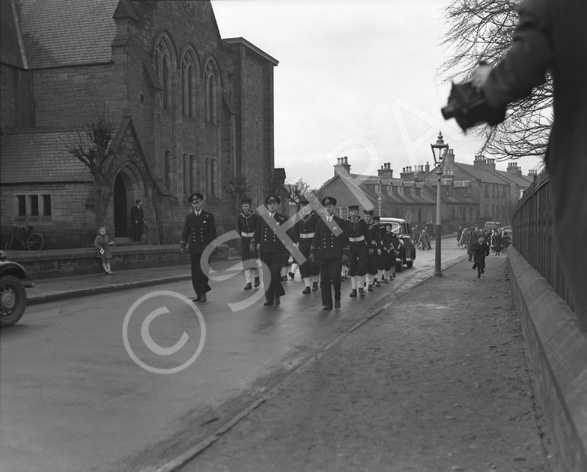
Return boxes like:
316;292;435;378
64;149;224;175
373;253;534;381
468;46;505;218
0;0;278;248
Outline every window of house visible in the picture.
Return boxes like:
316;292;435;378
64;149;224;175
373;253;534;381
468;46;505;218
155;38;172;110
484;184;489;197
17;195;26;216
205;62;218;123
206;157;218;197
492;204;495;217
340;207;348;220
183;154;190;194
164;151;172;190
452;206;456;219
29;195;39;216
182;52;196;118
190;155;196;194
42;195;52;216
15;194;51;218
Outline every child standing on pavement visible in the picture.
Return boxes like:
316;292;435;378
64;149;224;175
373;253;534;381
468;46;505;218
94;226;115;274
471;234;490;279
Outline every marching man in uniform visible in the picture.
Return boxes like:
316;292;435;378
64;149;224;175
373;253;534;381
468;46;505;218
364;209;382;291
345;204;369;298
236;197;260;290
310;197;349;310
180;193;218;303
293;198;320;294
250;195;289;307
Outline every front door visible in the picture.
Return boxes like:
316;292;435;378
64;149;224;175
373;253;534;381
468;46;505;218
113;174;128;237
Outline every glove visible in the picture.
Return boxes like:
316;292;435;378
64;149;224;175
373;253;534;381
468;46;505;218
180;245;185;255
309;251;315;264
368;248;374;255
377;249;381;256
249;242;256;254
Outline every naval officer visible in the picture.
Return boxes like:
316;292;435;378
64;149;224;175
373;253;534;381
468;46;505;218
180;193;218;302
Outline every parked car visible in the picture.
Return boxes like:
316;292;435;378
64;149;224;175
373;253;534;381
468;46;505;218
0;250;33;327
379;217;416;272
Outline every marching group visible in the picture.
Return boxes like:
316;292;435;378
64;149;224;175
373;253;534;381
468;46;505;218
180;192;402;311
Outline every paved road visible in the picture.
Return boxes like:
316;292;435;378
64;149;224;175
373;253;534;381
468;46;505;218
0;245;464;472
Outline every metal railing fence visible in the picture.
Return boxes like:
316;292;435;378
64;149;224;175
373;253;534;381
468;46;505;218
512;171;575;311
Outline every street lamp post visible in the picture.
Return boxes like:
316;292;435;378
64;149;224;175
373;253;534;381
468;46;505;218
430;132;449;277
377;194;383;216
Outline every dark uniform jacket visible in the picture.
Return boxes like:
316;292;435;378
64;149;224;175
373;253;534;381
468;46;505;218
237;212;259;242
366;222;382;252
252;212;289;254
344;217;370;249
311;216;349;259
181;210;218;254
294;212;319;245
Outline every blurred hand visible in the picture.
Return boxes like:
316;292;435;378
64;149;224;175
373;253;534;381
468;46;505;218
377;249;381;256
471;64;492;91
180;246;185;255
249;243;256;254
368;248;374;255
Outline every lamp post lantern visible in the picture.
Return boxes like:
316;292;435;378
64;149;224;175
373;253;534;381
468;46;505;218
377;194;383;216
430;132;449;277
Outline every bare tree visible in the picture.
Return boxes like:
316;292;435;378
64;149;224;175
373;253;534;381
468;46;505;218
285;178;310;211
441;0;551;159
63;104;116;230
222;176;252;213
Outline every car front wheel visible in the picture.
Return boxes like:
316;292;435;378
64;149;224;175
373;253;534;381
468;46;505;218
0;275;27;327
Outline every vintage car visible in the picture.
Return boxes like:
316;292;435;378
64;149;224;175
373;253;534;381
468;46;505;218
0;250;33;327
379;217;416;272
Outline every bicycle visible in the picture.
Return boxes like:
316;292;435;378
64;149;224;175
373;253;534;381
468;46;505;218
4;223;45;251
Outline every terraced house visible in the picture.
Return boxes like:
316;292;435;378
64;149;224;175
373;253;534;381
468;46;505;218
318;152;534;232
0;0;278;248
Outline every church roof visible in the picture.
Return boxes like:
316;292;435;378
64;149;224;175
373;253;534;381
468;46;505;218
0;130;93;183
1;0;26;67
13;0;119;69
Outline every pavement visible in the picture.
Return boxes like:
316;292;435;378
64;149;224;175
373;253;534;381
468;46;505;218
163;252;549;472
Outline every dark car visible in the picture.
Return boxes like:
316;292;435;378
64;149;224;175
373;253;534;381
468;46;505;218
0;250;33;327
379;217;416;272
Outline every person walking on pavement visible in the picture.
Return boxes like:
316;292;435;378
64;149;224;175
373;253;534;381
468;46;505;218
345;204;369;298
180;193;218;303
471;0;587;329
471;234;490;279
373;216;386;285
237;197;260;291
364;210;381;291
310;197;349;310
467;227;478;261
130;200;146;242
250;195;288;307
293;198;320;294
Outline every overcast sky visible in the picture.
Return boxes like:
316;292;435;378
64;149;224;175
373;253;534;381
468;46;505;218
211;0;543;188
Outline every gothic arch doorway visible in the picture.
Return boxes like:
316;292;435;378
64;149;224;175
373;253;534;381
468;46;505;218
114;174;128;237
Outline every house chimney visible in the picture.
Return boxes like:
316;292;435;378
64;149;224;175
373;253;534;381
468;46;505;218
485;158;496;171
425;162;430;173
378;162;393;179
507;162;523;176
334;156;351;176
474;153;485;167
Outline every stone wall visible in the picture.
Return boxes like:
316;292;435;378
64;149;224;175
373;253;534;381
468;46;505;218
507;248;587;472
6;244;229;280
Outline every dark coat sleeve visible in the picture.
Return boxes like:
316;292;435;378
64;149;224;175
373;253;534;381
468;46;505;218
483;0;553;112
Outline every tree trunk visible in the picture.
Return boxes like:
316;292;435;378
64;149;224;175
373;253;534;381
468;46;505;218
93;179;112;230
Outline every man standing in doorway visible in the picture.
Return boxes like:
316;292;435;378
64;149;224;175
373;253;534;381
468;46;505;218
180;193;218;303
130;199;145;242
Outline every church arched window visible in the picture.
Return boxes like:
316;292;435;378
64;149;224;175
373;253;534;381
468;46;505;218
155;38;172;110
182;52;197;118
205;62;218;123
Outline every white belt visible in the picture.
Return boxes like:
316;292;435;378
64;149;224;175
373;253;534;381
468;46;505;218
348;235;365;242
299;233;315;239
241;232;255;237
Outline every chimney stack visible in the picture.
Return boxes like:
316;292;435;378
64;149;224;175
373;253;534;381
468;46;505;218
334;156;351;176
377;162;393;179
